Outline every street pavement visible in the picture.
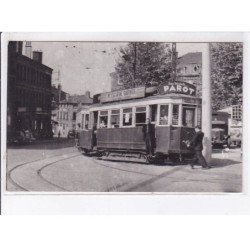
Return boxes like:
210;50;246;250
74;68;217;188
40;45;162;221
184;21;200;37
6;139;242;192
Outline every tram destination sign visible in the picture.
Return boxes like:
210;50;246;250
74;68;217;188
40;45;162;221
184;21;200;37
100;87;145;103
158;81;196;96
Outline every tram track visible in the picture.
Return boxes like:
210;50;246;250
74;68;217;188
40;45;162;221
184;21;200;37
8;149;239;192
37;154;81;191
7;151;81;191
92;158;157;177
92;158;184;192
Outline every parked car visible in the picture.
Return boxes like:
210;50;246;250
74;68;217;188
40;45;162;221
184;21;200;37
8;130;35;145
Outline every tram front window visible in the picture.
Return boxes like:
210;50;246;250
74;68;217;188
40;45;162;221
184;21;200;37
99;111;108;128
135;107;146;126
111;109;120;128
123;108;132;126
182;107;195;127
159;105;169;125
81;114;85;129
172;104;179;125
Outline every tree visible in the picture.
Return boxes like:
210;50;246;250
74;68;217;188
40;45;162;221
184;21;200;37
114;42;172;89
211;43;243;111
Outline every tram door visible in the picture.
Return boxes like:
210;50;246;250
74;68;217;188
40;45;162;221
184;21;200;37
149;104;158;151
92;111;98;147
149;105;157;124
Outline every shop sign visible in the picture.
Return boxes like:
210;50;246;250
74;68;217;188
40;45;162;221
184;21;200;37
158;81;196;96
100;87;145;103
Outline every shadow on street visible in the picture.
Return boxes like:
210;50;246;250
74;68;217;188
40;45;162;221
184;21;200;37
211;158;241;168
7;138;75;150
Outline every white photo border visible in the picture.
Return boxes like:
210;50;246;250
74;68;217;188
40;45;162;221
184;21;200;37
1;32;249;214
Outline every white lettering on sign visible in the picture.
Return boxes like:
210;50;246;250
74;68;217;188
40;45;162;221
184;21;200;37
100;87;145;103
160;82;196;96
189;88;195;95
163;86;169;92
176;85;182;92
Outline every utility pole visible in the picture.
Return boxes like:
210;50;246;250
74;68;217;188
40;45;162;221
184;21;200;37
133;42;137;88
202;43;212;163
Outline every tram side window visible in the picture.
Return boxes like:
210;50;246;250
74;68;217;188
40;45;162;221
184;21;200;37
122;108;133;126
111;110;120;128
197;107;201;127
99;111;108;128
182;107;195;127
85;114;89;129
159;105;169;125
172;104;179;125
135;107;146;126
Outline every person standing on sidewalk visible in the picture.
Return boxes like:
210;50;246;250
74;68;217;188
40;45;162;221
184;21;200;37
189;126;210;169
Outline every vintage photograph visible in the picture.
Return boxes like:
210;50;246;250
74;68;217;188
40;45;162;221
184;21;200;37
4;39;243;193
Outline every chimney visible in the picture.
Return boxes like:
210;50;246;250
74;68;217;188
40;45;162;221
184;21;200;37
33;51;43;63
85;91;90;98
24;41;32;58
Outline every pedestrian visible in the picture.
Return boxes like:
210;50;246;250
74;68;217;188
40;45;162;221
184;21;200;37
58;130;61;139
142;118;155;156
189;126;210;169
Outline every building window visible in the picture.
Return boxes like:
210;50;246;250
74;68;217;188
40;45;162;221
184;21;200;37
99;110;108;128
182;106;195;127
135;106;146;126
159;105;169;125
172;104;179;125
17;64;20;79
111;109;120;128
122;108;133;127
73;112;76;120
21;66;24;80
232;105;242;121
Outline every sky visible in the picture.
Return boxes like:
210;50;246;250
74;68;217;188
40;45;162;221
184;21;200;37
31;42;203;96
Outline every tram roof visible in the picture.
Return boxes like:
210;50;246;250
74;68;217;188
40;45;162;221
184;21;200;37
90;93;201;108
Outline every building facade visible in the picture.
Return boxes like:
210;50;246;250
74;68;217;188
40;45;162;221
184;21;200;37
177;52;202;97
57;93;93;137
51;83;68;133
7;41;53;140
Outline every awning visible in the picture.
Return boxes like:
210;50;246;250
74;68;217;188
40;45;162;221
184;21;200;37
212;121;226;125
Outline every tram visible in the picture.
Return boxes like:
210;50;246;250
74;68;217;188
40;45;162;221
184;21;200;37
78;81;201;163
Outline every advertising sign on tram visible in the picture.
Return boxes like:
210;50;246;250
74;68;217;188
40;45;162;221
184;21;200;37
100;87;145;103
158;81;196;96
